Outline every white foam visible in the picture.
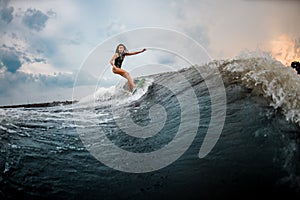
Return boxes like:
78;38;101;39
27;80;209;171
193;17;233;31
219;54;300;126
77;78;153;107
0;109;6;121
0;125;17;133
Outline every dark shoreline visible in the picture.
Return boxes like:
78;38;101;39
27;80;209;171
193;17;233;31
0;100;78;109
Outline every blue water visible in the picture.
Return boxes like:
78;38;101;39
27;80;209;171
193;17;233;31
0;57;299;199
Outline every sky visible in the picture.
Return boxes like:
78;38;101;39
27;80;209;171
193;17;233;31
0;0;299;105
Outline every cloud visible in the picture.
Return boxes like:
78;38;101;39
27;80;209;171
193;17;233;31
46;9;56;18
0;0;13;25
106;20;127;37
0;71;75;104
0;41;52;74
0;49;21;73
0;66;99;105
0;5;13;24
0;71;73;91
22;8;49;31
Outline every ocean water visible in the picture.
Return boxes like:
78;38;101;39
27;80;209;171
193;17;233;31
0;57;299;199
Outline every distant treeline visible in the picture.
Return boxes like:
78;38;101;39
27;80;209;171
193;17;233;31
0;100;78;109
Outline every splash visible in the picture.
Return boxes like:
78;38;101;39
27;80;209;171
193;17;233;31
218;56;300;126
270;34;300;66
76;78;153;107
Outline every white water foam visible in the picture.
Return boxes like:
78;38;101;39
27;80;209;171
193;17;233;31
218;54;300;127
77;78;154;108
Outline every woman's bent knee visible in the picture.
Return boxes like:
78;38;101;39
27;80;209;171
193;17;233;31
123;72;129;77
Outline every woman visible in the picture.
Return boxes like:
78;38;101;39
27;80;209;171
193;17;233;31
110;44;146;91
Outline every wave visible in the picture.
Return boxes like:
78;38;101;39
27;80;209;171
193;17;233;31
213;56;300;127
1;54;300;198
77;78;154;108
80;55;299;128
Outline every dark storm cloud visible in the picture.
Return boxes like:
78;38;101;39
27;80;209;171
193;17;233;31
38;72;75;88
0;49;21;73
0;0;14;24
0;71;75;96
0;45;46;73
22;8;49;31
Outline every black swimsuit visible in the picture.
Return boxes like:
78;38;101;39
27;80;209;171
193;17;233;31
114;53;125;68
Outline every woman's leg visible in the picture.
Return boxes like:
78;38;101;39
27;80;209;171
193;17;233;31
123;72;136;91
113;68;136;91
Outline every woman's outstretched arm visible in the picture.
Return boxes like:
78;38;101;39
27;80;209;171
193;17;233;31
125;48;146;56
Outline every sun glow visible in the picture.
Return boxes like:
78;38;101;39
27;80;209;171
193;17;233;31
270;34;300;66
